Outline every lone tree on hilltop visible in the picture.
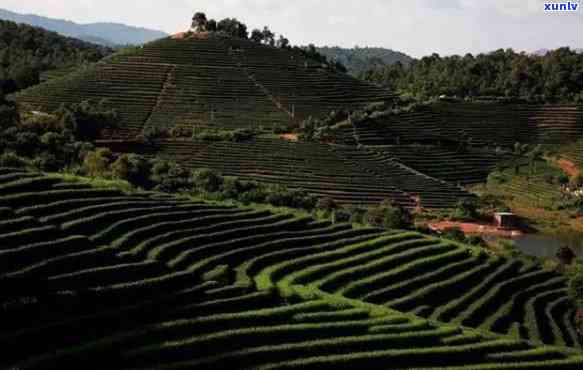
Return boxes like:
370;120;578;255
192;12;208;32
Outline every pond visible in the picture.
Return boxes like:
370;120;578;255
487;230;583;259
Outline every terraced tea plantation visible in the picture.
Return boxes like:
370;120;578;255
104;138;472;209
348;103;583;147
2;168;583;369
16;35;394;139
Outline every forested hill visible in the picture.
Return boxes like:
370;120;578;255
0;19;113;94
360;47;583;103
0;8;168;46
317;46;413;75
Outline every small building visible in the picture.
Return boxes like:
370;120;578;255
494;212;517;229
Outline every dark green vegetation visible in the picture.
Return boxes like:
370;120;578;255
16;33;392;138
1;168;583;369
340;102;583;147
105;138;471;208
317;46;413;75
362;48;583;103
0;19;112;94
0;8;168;46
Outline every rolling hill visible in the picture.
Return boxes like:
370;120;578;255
316;46;413;75
1;168;583;369
16;33;396;138
0;8;168;46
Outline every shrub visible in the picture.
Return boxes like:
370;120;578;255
111;154;152;188
82;148;114;178
316;197;338;212
366;199;412;230
332;209;351;223
142;126;170;141
264;185;316;210
441;227;466;243
450;198;479;221
466;235;486;246
192;168;224;193
149;158;191;192
0;152;30;168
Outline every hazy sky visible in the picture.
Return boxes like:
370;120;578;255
1;0;582;57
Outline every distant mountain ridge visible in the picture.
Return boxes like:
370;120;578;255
316;46;414;75
0;8;168;46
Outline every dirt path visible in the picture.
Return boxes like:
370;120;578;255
556;158;580;178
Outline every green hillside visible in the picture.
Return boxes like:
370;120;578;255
316;46;413;75
0;19;112;93
1;168;583;369
16;33;395;139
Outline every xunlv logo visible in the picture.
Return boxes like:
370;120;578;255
544;2;579;11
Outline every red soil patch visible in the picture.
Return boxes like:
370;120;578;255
171;32;188;39
171;32;210;40
557;159;580;178
280;133;299;142
429;221;524;237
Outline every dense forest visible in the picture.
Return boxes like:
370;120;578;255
360;48;583;103
317;46;413;75
0;19;112;94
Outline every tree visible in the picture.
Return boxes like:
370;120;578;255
276;35;290;49
112;153;151;188
366;199;412;229
207;19;217;32
82;148;113;178
261;26;275;46
217;18;248;39
191;12;208;32
192;168;223;193
250;29;264;44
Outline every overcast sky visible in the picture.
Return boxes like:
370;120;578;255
1;0;582;57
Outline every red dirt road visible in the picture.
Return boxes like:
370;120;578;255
557;159;580;178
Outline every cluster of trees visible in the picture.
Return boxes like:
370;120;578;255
0;19;112;94
360;48;583;103
0;95;117;171
190;12;346;73
141;125;257;143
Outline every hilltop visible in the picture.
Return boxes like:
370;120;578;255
0;8;167;46
16;32;395;138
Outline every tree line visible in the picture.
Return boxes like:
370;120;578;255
190;12;346;73
0;19;112;95
360;48;583;103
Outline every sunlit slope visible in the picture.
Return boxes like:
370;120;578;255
16;35;395;139
1;169;582;369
